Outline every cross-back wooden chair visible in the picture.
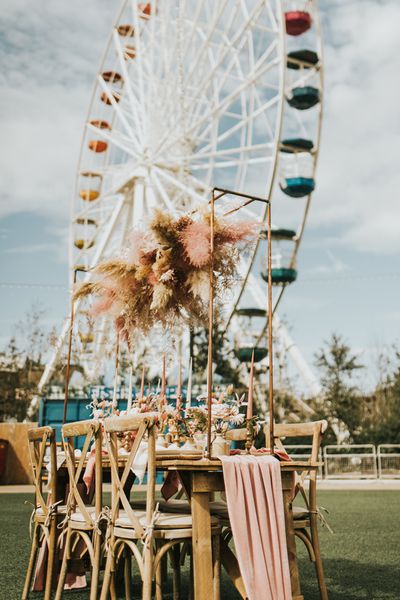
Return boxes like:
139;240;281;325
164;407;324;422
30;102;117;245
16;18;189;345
100;414;221;600
55;419;103;600
23;426;63;600
265;420;329;600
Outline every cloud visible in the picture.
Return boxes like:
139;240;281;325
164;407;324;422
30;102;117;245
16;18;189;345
0;0;398;262
309;0;400;254
0;0;115;221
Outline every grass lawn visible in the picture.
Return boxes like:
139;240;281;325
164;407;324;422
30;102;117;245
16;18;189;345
1;490;399;599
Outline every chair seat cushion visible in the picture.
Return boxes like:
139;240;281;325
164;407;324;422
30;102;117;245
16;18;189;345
153;498;230;519
36;505;68;516
293;506;310;519
117;509;219;530
70;506;97;522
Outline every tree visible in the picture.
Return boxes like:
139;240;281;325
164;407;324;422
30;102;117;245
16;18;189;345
358;348;400;444
0;304;52;422
313;333;364;443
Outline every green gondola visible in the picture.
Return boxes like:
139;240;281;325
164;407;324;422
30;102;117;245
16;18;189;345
280;138;314;154
287;50;319;70
287;86;320;110
235;308;267;318
235;347;268;363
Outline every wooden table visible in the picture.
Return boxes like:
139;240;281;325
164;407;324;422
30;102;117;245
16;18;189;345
58;455;315;599
156;457;316;600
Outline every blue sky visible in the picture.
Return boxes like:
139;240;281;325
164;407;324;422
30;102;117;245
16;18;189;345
1;0;399;393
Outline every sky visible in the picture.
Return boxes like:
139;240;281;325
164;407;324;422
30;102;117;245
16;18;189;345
0;0;399;394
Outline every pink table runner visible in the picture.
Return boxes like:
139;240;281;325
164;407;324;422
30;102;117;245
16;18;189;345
220;455;292;600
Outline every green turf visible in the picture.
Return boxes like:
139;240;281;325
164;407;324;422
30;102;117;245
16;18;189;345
1;491;399;599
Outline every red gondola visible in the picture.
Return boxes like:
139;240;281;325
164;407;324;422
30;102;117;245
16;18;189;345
285;11;312;36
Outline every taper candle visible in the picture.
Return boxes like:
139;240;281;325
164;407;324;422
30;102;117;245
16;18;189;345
247;349;255;420
186;357;192;410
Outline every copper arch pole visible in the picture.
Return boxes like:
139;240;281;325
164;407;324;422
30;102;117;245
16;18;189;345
63;267;87;425
205;190;215;458
205;187;274;456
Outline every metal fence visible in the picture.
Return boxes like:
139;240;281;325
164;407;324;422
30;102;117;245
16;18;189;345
284;445;323;478
279;444;400;479
377;445;400;479
323;445;378;479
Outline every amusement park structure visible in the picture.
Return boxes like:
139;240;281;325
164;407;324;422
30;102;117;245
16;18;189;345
39;0;323;397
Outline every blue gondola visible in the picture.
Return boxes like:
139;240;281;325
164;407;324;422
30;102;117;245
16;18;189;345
281;177;315;198
262;268;298;285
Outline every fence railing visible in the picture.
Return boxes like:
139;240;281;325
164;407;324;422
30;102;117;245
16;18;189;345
285;444;400;479
323;444;378;479
377;444;400;479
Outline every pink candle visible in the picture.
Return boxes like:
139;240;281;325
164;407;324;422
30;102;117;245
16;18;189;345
161;354;166;404
140;364;145;399
247;350;255;420
176;359;182;410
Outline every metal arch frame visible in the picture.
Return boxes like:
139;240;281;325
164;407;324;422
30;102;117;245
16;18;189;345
39;0;288;391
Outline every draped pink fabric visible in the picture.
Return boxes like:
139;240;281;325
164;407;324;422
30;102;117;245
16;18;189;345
220;455;292;600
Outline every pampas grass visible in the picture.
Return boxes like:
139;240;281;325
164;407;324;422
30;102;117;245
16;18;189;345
73;209;259;339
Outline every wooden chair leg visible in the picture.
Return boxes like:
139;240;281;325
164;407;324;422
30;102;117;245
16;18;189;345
22;522;39;600
54;527;72;600
100;548;113;600
124;546;132;600
212;534;221;600
155;541;163;600
171;544;181;600
44;519;57;600
310;516;329;600
90;532;102;600
142;542;154;600
110;572;117;600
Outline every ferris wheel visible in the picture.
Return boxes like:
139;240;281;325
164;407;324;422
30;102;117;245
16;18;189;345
39;0;323;394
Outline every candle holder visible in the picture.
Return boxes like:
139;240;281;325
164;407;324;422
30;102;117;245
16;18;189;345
245;416;258;453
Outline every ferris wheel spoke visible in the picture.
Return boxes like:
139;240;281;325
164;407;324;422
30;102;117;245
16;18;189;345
188;8;276;127
153;165;205;205
130;1;146;124
112;30;145;142
150;171;179;215
186;54;280;149
96;75;141;148
191;156;273;171
195;91;280;157
189;142;275;162
86;122;138;159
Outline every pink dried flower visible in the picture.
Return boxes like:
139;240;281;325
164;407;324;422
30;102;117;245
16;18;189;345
180;221;210;267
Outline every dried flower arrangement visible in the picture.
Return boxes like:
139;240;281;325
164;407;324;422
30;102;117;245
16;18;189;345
73;209;258;342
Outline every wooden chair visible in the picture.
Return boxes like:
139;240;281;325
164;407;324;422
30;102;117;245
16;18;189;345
22;426;63;600
265;420;329;600
100;414;221;600
54;419;103;600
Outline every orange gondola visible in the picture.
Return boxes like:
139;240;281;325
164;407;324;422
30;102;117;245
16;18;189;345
79;190;100;202
88;140;108;153
89;119;111;130
101;71;123;85
138;3;152;18
123;45;136;60
117;24;135;37
100;91;120;105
